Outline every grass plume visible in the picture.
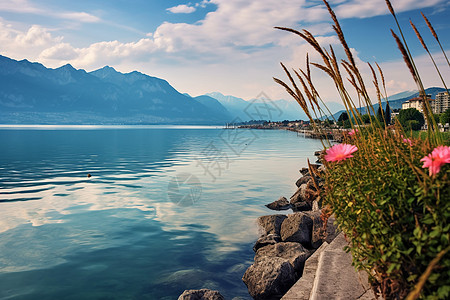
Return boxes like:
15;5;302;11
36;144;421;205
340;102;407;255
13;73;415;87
421;12;450;69
410;20;448;93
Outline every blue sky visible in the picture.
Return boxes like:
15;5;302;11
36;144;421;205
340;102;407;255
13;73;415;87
0;0;448;101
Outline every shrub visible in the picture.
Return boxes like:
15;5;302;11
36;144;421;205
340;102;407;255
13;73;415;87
441;108;450;125
398;108;425;130
325;129;449;299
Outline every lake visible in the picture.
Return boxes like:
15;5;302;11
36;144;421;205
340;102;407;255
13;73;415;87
0;126;323;300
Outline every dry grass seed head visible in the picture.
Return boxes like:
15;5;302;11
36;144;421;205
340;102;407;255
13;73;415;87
385;0;395;16
421;12;438;41
391;30;418;83
410;20;428;51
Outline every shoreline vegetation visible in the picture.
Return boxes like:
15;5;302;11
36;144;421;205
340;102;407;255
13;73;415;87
271;0;449;299
237;123;343;141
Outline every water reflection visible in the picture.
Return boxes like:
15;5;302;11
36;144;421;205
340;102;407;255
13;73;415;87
0;127;323;299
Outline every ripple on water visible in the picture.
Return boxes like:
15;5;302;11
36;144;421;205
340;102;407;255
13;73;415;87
0;127;323;299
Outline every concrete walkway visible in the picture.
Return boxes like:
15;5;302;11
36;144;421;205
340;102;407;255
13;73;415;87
282;232;376;300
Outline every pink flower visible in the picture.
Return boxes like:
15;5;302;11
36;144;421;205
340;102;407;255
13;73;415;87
348;129;359;136
403;138;412;146
325;144;358;162
420;145;450;176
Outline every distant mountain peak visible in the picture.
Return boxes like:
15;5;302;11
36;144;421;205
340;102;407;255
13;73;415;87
99;65;117;72
57;63;76;71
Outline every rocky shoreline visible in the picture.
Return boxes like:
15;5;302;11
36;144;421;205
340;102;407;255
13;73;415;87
178;151;338;300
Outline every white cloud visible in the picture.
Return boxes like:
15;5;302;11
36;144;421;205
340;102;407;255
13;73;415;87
0;21;63;59
0;0;40;13
196;0;213;8
335;0;443;19
38;38;159;70
0;0;101;23
167;4;196;14
0;0;448;101
59;12;101;23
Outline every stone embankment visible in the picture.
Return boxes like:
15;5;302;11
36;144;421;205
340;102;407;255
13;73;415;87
241;152;339;300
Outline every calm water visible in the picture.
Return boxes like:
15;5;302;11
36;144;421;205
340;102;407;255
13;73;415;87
0;126;323;300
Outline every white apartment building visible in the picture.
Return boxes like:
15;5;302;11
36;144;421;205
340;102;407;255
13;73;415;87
401;95;434;113
434;92;450;114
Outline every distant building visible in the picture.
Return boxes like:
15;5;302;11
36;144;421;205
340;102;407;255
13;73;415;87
434;92;450;114
401;95;434;113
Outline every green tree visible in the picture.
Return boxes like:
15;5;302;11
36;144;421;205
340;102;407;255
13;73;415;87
323;118;332;127
362;114;371;124
440;108;450;125
337;112;349;127
432;113;441;125
343;119;352;129
398;108;425;130
376;106;384;125
338;112;349;122
385;102;391;125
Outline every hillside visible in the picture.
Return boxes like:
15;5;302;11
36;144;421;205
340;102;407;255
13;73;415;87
0;55;231;125
330;88;446;120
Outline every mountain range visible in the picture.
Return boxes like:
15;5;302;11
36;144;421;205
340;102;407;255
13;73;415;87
0;55;234;124
329;87;446;120
0;54;439;125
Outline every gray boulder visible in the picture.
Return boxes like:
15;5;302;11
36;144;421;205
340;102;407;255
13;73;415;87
325;214;339;243
257;215;287;235
299;167;309;175
242;256;296;300
290;184;306;204
253;233;281;252
291;201;312;212
290;182;317;205
265;196;291;211
314;150;325;157
295;175;311;187
304;211;324;249
255;242;309;274
299;164;320;176
178;289;225;300
280;213;313;246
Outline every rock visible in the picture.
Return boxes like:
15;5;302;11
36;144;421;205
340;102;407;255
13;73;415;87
178;289;225;300
299;168;309;175
242;256;296;300
290;184;305;204
304;211;324;249
311;199;320;211
291;200;312;212
314;150;325;157
255;242;309;274
318;164;326;173
325;214;339;243
253;234;281;252
315;151;326;163
295;175;311;187
280;213;313;246
265;196;291;211
257;215;287;236
290;183;317;205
